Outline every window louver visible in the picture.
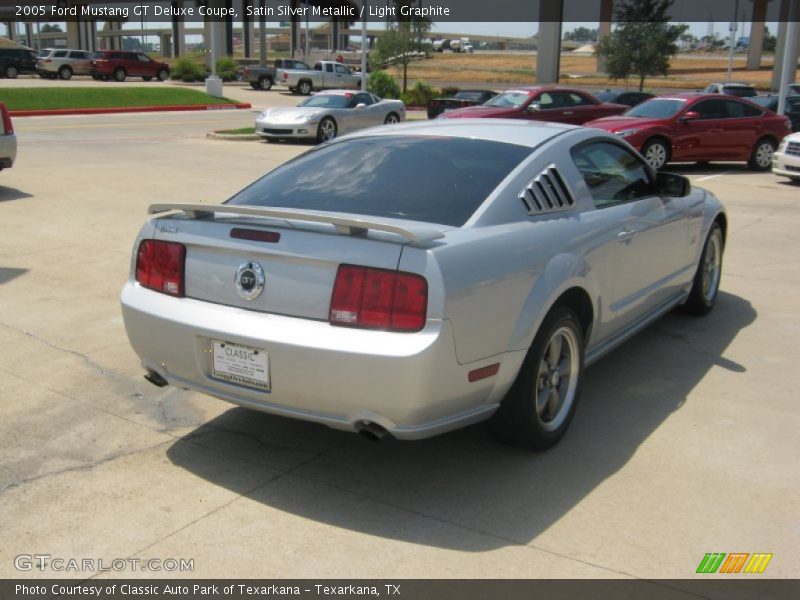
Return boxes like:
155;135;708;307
520;165;575;215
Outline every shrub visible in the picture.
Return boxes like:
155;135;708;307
400;80;438;107
170;57;206;82
367;70;401;99
215;56;239;82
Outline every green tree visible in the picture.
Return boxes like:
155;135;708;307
762;27;776;53
595;0;688;91
40;24;62;33
373;0;432;93
563;27;598;43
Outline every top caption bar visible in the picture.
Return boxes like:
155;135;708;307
4;0;800;24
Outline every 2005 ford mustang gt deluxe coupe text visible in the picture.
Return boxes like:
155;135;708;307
121;120;726;449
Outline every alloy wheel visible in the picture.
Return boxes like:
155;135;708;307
534;326;580;432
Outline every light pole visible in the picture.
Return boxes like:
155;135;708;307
361;0;367;91
726;0;740;83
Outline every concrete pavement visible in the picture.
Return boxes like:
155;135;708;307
0;110;798;581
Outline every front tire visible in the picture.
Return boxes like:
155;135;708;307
384;112;400;124
316;117;337;143
641;138;670;170
157;69;169;82
489;308;584;450
298;80;312;95
58;66;72;80
748;137;776;171
113;68;126;82
684;223;724;315
5;66;18;79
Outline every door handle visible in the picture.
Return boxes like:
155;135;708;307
617;228;636;243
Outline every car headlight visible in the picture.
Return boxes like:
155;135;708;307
614;128;640;137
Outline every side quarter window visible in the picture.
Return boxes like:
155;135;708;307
570;142;656;209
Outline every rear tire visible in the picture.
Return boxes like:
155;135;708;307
298;80;312;95
489;308;584;450
384;112;400;124
748;137;776;171
113;68;126;82
58;66;73;80
258;77;273;91
5;66;18;79
684;223;724;315
157;69;169;82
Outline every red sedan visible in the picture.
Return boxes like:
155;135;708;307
437;87;628;125
585;93;792;171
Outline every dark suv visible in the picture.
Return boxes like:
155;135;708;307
90;51;170;82
0;47;38;78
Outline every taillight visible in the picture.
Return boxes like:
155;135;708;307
43;58;52;63
329;265;427;332
1;105;13;136
243;67;249;77
282;72;288;80
135;240;185;297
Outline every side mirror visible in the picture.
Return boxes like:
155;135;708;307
656;172;691;197
526;103;541;112
355;103;367;109
680;111;701;122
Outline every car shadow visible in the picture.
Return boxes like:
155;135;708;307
0;186;33;203
0;267;28;285
167;291;755;551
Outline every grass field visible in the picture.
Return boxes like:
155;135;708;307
0;87;240;111
393;52;796;90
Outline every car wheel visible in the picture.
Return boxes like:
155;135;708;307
258;77;273;91
316;117;337;143
142;76;153;81
113;68;126;82
298;80;312;95
748;138;776;171
58;66;73;80
157;69;169;82
642;138;670;170
489;307;584;450
5;66;18;79
684;223;724;315
384;112;400;124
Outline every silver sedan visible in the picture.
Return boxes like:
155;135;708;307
255;90;405;144
121;120;726;449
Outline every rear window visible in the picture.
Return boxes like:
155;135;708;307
227;136;531;227
722;86;756;97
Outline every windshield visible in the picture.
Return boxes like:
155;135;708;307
227;136;531;227
625;98;686;118
299;94;351;109
485;91;532;108
723;86;756;97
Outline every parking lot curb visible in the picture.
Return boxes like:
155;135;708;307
9;103;252;117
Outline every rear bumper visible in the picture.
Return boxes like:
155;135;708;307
0;134;17;170
121;282;515;439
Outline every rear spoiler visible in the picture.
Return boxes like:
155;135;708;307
148;203;445;243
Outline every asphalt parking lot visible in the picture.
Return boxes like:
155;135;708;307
0;101;798;582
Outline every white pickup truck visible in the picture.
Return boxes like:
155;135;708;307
278;61;361;95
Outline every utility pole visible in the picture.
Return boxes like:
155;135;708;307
361;0;367;91
726;0;740;83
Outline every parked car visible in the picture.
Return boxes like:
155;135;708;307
750;95;800;131
702;82;757;98
90;51;170;82
36;48;93;80
594;90;655;108
438;87;628;125
0;102;16;172
122;119;726;449
427;89;497;119
243;59;310;91
256;90;405;143
279;61;361;95
0;47;38;78
772;132;800;182
586;93;792;170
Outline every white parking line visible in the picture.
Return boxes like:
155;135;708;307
694;171;736;182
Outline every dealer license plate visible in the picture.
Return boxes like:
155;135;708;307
211;341;270;391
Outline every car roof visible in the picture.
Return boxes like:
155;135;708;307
342;118;579;148
499;86;591;94
313;89;362;95
709;82;755;88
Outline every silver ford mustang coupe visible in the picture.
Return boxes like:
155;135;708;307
255;90;405;144
121;120;726;449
